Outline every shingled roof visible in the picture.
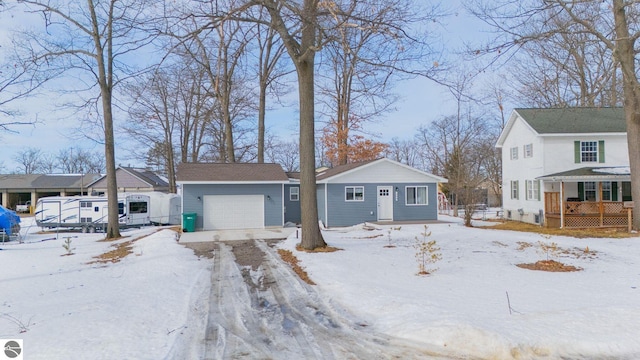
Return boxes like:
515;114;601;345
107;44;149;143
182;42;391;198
315;159;378;181
0;174;101;189
515;107;626;134
176;163;289;182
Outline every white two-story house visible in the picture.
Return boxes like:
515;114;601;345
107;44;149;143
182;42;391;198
496;107;631;228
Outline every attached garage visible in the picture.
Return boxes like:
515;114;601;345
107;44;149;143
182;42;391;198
203;195;264;230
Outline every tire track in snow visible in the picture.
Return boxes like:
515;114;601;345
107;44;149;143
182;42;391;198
204;240;457;359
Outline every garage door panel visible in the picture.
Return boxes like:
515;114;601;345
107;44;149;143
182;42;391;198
203;195;264;230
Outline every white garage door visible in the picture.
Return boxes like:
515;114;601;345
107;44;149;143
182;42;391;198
203;195;264;230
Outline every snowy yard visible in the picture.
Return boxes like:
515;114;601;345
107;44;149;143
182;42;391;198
1;215;640;359
280;215;640;359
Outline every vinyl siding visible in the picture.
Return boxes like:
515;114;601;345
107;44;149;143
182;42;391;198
181;183;283;229
325;183;438;227
284;184;301;224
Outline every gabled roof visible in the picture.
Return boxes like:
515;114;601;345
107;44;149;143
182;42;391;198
121;167;168;187
497;107;626;147
538;166;630;181
86;167;169;189
316;158;447;183
176;163;289;182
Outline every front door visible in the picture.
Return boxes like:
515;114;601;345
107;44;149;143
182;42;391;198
377;186;393;221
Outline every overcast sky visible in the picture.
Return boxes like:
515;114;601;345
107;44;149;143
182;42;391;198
0;1;495;173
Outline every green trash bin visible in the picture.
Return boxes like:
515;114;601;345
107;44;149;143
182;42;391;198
182;213;197;232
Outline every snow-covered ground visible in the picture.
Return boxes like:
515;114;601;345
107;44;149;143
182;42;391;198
280;215;640;359
0;217;211;360
2;215;640;359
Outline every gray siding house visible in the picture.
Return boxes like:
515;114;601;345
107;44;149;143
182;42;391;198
176;159;447;231
315;158;447;227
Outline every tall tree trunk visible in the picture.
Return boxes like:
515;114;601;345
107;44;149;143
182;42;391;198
612;0;640;229
89;0;120;239
297;55;326;249
258;85;266;163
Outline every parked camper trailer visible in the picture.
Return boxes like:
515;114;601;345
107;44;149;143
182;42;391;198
35;194;151;232
143;192;181;225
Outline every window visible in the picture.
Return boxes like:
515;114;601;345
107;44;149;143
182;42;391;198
406;186;428;205
80;201;92;208
602;182;611;201
510;180;519;199
80;217;92;223
345;186;364;201
584;181;596;201
118;203;124;215
524;144;533;158
525;180;540;201
510;147;518;160
129;201;148;214
581;141;598;162
290;187;299;201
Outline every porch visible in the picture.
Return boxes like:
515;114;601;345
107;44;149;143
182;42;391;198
544;192;633;229
539;166;633;229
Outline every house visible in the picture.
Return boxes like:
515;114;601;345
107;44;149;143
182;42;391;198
87;167;169;194
314;158;447;227
496;107;631;228
176;158;448;231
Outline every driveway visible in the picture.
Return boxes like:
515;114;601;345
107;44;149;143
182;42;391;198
186;239;455;359
179;227;297;242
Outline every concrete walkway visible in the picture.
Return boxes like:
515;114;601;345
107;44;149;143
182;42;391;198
179;227;298;243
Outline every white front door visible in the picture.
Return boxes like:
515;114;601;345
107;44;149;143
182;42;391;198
377;186;393;221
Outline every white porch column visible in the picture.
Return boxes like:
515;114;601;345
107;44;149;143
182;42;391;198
1;191;7;208
560;181;564;229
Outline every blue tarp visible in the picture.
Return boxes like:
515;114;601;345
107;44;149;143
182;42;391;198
0;205;20;235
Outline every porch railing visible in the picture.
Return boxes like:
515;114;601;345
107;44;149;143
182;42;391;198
544;192;632;229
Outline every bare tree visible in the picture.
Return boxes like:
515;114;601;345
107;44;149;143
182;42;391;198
16;0;158;238
317;0;444;165
265;136;299;172
56;147;105;174
125;68;182;193
469;0;640;228
13;147;42;174
386;137;423;169
250;7;291;163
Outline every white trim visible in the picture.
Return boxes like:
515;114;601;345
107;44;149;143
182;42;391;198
324;183;329;228
377;186;394;221
345;186;365;202
540;132;627;137
289;186;300;201
176;180;287;185
405;185;428;206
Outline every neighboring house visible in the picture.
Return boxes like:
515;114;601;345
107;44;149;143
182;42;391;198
176;158;448;231
0;174;101;211
496;107;631;228
88;167;169;194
